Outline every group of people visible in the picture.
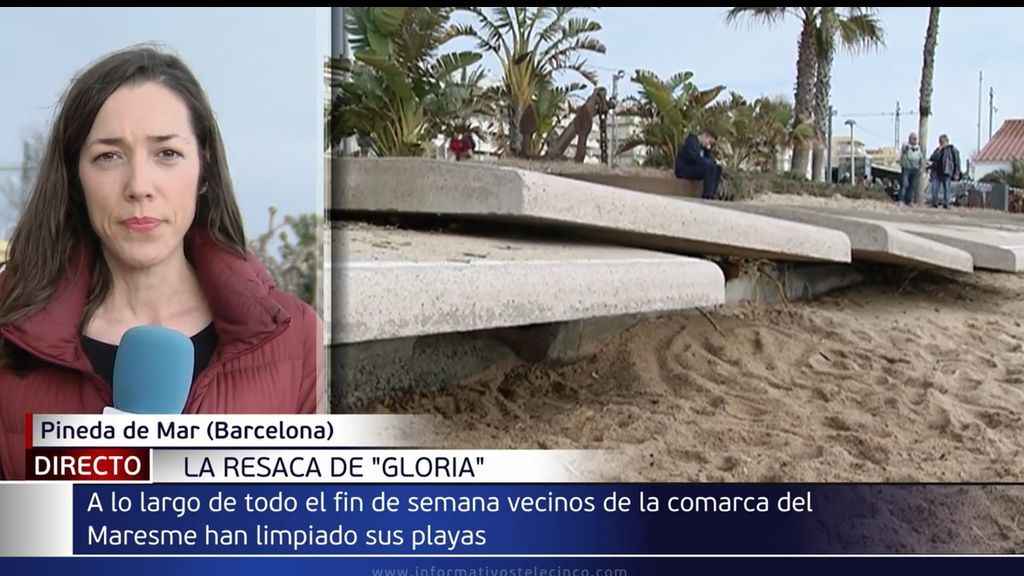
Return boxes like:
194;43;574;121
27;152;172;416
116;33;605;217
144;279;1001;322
671;127;965;209
899;132;962;208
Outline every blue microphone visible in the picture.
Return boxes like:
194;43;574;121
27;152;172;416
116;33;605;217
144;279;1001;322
108;325;195;414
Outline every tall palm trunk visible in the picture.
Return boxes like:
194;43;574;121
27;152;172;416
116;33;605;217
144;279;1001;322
791;11;817;179
812;7;836;183
916;7;940;204
508;103;524;157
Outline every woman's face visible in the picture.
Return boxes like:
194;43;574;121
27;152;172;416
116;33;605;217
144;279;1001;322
78;81;201;272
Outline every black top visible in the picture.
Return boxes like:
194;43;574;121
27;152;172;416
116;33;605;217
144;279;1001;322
81;323;218;387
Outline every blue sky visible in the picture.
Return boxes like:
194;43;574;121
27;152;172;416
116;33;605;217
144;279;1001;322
0;7;326;238
447;7;1024;161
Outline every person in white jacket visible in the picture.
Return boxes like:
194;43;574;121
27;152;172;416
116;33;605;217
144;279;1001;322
899;133;924;205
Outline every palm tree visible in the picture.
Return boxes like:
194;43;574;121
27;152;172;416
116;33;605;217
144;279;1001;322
328;7;481;156
707;92;752;170
531;78;588;156
812;7;838;183
916;7;941;204
426;66;502;143
725;7;884;181
711;94;812;173
751;96;813;173
458;7;606;157
617;70;726;168
725;7;817;179
812;8;885;182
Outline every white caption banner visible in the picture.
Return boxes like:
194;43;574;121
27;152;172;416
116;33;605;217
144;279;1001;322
150;449;614;483
31;414;438;448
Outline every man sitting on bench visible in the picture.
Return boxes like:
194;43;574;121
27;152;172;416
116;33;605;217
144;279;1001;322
674;129;722;200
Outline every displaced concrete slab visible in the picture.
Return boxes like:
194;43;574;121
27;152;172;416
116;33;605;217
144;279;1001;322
732;204;974;272
334;223;725;344
781;204;1024;234
334;158;851;264
741;203;1024;272
895;224;1024;272
774;206;1024;272
334;260;862;408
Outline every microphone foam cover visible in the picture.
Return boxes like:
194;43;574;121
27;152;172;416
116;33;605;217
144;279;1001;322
112;325;195;414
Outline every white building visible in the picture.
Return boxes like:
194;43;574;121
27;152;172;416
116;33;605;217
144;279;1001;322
594;113;647;166
973;119;1024;181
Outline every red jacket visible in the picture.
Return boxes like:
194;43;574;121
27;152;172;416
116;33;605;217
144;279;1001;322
0;229;324;480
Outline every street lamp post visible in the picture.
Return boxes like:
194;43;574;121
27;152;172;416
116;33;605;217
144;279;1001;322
845;119;857;185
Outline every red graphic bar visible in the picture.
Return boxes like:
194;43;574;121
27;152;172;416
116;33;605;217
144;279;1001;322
26;447;150;481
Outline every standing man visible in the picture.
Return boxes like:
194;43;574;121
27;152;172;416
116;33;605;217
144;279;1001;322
899;132;924;205
927;134;962;208
675;129;722;200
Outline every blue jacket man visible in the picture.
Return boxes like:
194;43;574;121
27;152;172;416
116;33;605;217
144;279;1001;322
926;134;961;208
675;129;722;200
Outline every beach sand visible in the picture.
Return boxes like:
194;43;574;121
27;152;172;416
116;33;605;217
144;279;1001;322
360;266;1024;551
366;266;1024;483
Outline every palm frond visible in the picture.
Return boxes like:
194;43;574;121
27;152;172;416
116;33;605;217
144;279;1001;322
836;12;886;53
724;6;791;28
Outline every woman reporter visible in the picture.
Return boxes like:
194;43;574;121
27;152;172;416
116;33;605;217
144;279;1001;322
0;46;324;480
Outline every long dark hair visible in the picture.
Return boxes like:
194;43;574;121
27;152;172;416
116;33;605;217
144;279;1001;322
0;44;248;366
